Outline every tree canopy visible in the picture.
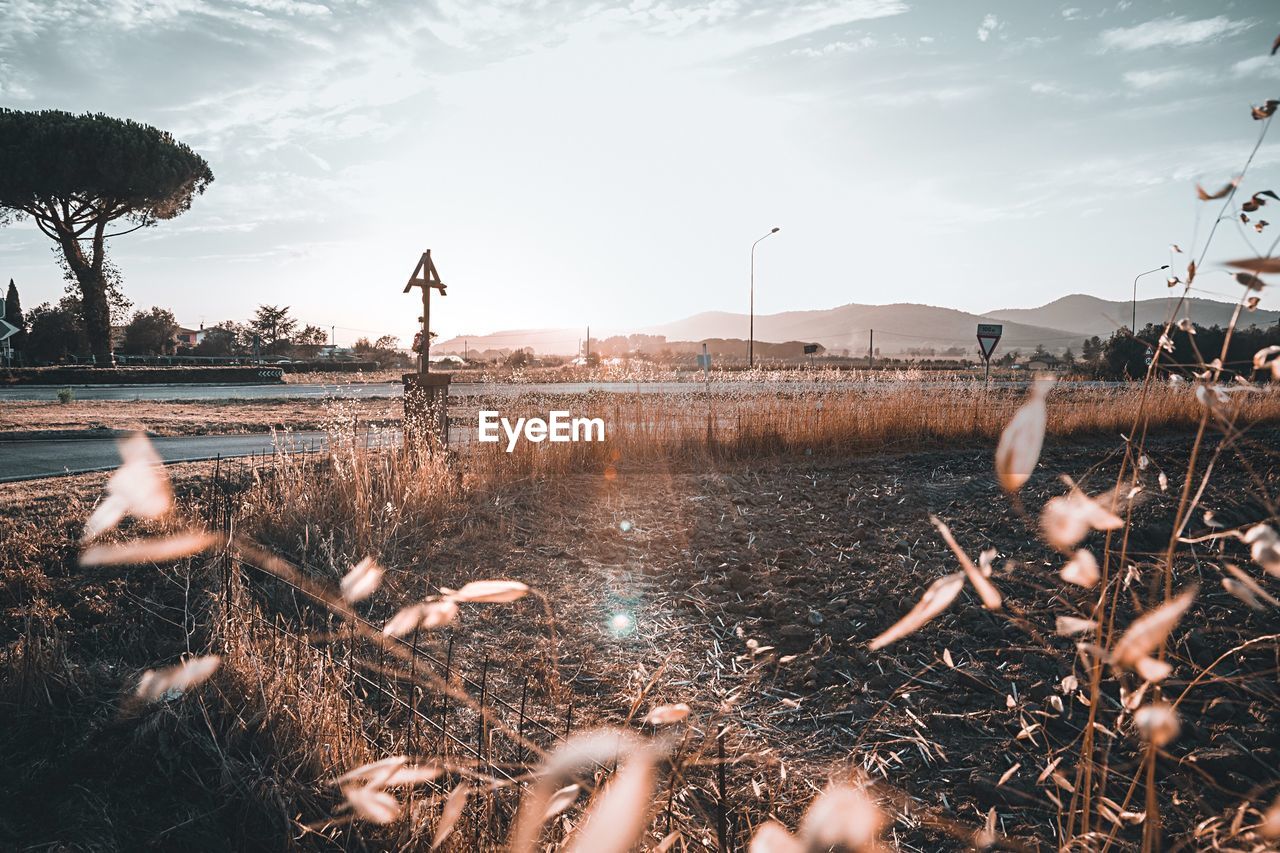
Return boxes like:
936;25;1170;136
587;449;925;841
0;110;213;231
25;298;88;363
4;279;25;356
0;110;213;364
120;307;179;356
249;305;297;354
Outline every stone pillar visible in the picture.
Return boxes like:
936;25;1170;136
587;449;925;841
402;372;450;447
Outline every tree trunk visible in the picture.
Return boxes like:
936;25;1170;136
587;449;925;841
78;267;114;366
58;224;114;366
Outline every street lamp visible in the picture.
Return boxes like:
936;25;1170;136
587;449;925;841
1132;264;1171;333
750;226;781;369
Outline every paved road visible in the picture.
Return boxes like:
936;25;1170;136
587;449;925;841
0;432;334;482
0;379;1125;402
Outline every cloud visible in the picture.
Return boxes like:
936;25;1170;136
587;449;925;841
423;0;910;55
791;35;878;57
1029;81;1095;102
862;85;985;107
0;58;32;99
1099;15;1253;51
1233;55;1280;79
976;13;1004;42
1;0;332;45
1123;67;1194;90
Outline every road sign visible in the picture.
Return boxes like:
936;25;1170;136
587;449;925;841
0;316;17;342
803;343;819;355
404;250;447;374
976;323;1002;361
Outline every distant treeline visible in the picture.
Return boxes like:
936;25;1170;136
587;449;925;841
1087;322;1280;380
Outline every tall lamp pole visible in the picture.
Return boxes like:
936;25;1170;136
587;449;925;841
749;226;781;369
1132;264;1170;333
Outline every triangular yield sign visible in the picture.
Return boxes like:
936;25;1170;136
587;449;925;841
975;323;1002;361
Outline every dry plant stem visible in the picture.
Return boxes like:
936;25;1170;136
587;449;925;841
1094;115;1276;853
1137;284;1252;851
1171;633;1280;713
1074;320;1166;840
231;539;549;762
1083;119;1274;847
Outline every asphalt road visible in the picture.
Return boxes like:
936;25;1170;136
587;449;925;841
0;378;1118;402
0;432;333;482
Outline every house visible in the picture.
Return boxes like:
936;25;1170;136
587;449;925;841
174;325;206;347
1026;353;1062;371
429;354;467;367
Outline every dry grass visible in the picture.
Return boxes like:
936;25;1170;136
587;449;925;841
0;397;402;436
4;374;1280;848
448;382;1280;479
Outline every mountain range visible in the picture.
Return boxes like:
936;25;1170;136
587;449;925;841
435;294;1280;357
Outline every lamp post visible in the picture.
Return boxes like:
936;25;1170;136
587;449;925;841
1132;264;1170;333
749;226;781;369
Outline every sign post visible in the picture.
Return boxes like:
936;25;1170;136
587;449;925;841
976;323;1003;383
402;250;450;447
803;342;818;371
698;343;711;391
0;302;17;368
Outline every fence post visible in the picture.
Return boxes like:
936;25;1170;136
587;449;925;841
717;726;728;852
345;622;356;758
477;655;489;763
517;676;528;767
407;629;419;754
440;634;454;755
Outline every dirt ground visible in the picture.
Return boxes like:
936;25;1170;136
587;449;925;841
426;429;1280;848
3;429;1278;850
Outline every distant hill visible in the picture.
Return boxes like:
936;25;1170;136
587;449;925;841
436;293;1277;357
434;327;583;357
643;303;1084;355
984;294;1280;339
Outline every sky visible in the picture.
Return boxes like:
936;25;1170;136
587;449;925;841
2;0;1280;346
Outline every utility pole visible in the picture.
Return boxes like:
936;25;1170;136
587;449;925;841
586;325;590;364
868;329;874;371
464;339;468;361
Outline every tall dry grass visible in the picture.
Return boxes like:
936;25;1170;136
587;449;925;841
454;381;1280;474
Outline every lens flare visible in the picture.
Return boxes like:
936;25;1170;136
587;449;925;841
608;611;636;637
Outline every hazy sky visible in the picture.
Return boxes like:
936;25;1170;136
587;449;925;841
2;0;1279;345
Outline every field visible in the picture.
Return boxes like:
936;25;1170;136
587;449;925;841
3;379;1280;850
